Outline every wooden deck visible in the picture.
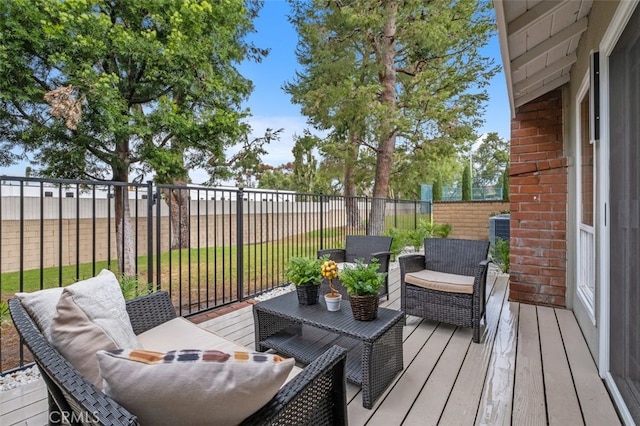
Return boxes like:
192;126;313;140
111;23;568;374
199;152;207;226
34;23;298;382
1;266;621;425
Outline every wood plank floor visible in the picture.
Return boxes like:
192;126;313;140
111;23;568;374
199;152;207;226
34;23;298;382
202;265;621;426
2;265;621;425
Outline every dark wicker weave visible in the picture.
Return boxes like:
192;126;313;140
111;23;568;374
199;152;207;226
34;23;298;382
10;291;349;426
318;235;393;298
254;291;404;409
399;238;490;343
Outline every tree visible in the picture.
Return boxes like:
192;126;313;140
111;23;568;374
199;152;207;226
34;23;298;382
433;175;443;202
471;132;510;187
0;0;266;273
292;131;319;193
502;167;510;201
257;163;295;190
286;0;498;234
462;163;472;201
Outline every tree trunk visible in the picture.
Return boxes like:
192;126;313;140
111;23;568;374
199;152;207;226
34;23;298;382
369;0;397;236
162;184;190;250
344;131;362;231
113;184;136;277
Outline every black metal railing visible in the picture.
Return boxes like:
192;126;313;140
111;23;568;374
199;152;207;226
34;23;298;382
0;176;431;373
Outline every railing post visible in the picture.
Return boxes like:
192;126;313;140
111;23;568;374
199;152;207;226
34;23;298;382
394;197;398;229
319;193;324;250
414;199;418;229
236;188;244;301
146;181;154;290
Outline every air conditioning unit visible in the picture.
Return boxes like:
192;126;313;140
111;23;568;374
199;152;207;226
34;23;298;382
489;214;510;246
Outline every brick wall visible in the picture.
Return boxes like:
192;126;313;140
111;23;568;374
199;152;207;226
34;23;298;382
433;201;510;241
509;88;567;307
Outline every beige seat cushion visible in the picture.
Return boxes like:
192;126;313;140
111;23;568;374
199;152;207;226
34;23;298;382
404;269;474;294
137;317;301;383
138;317;246;353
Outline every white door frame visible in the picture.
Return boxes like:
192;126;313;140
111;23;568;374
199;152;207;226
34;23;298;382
598;1;638;424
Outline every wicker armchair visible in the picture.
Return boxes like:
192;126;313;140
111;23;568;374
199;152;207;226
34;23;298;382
399;238;490;343
9;291;348;426
318;235;393;298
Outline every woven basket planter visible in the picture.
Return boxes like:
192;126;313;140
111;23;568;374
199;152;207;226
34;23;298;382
296;285;320;305
349;294;379;321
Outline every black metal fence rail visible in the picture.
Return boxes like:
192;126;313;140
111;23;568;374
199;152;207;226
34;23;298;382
0;176;431;373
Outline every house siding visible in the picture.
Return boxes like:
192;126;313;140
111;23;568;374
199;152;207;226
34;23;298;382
509;89;567;307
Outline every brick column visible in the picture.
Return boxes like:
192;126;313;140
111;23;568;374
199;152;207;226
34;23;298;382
509;88;567;307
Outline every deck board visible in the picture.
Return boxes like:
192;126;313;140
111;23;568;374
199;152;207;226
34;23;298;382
476;301;519;426
6;266;623;426
555;309;622;426
439;272;509;424
513;303;546;425
537;306;583;425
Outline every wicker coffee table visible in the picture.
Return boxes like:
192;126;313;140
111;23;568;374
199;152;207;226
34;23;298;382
253;292;404;409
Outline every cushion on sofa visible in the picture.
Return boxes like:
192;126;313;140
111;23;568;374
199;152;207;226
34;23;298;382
61;269;139;349
97;348;295;426
137;317;245;353
15;286;64;342
404;269;474;294
50;291;118;389
138;317;302;383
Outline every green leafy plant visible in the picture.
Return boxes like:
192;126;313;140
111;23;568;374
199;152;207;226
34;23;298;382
383;228;408;260
433;223;453;238
0;300;11;329
339;258;386;296
286;256;324;286
491;238;510;273
120;275;151;301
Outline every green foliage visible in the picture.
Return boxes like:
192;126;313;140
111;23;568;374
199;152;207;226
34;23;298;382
286;256;324;286
462;163;472;201
0;300;11;329
0;0;266;183
471;133;510;188
491;238;510;273
434;223;453;238
292;130;320;193
406;220;453;250
502;167;510;201
119;275;151;301
285;0;498;216
383;228;405;260
339;258;386;296
433;176;443;202
385;220;452;254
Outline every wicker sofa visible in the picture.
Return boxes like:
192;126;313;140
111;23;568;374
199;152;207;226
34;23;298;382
9;291;348;426
399;238;490;343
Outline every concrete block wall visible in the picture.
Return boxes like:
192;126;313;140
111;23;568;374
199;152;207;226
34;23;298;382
509;88;567;307
433;201;510;241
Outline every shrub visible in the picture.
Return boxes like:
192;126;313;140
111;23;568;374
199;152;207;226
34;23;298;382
491;238;510;273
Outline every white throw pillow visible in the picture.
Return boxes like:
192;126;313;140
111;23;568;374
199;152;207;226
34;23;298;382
50;291;118;389
97;348;295;426
62;269;139;349
16;269;139;349
15;286;64;342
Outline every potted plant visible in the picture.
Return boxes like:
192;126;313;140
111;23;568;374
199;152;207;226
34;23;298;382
339;258;386;321
321;259;342;311
286;256;323;305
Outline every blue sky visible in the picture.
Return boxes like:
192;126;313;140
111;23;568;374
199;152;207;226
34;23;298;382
0;1;510;182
